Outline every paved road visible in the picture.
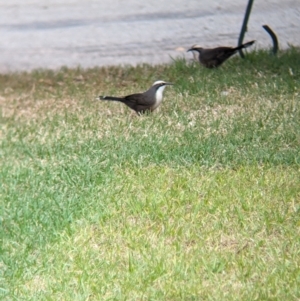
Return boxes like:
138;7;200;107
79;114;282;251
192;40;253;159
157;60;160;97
0;0;299;72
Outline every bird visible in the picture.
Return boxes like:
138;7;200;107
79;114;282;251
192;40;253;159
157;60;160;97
187;40;255;68
97;80;173;114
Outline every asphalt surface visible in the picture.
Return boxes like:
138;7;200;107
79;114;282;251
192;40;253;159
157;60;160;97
0;0;299;72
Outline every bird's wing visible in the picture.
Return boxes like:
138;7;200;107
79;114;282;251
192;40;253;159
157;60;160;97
124;93;152;113
200;49;223;67
200;47;235;68
215;47;236;59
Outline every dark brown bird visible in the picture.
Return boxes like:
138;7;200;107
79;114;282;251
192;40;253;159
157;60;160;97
187;40;255;68
97;81;173;114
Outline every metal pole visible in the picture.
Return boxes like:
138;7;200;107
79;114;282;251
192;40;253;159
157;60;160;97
238;0;254;58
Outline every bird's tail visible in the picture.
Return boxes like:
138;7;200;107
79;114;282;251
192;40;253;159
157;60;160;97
97;96;124;102
235;40;255;51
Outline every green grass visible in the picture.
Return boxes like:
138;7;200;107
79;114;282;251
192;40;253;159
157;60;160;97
1;48;300;300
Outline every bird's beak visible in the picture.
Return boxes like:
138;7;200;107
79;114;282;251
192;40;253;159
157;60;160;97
187;48;193;52
165;82;173;86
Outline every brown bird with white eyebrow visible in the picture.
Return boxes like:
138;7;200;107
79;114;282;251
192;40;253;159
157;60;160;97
187;40;255;68
96;81;173;115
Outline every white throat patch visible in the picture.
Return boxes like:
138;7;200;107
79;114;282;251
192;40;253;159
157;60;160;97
153;85;166;109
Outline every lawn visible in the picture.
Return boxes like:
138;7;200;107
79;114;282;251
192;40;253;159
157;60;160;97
0;48;299;300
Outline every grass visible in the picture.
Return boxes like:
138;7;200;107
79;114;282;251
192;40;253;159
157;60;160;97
0;48;300;300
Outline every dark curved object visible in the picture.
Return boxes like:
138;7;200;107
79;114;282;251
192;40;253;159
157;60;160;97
238;0;254;58
262;25;279;55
